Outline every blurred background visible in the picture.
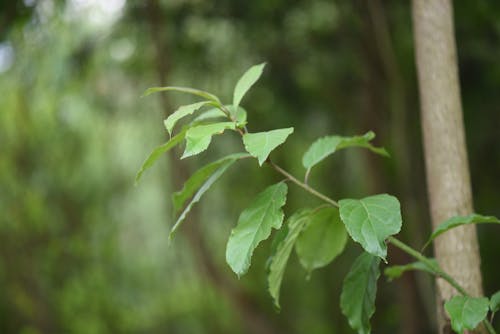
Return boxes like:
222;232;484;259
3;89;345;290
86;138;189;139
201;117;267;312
1;0;499;333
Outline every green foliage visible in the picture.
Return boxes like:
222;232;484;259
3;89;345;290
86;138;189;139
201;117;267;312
164;102;209;135
339;194;402;260
233;63;266;110
243;128;294;165
182;122;236;159
226;182;288;276
143;86;221;104
490;290;500;314
384;259;439;281
444;296;489;334
340;252;380;334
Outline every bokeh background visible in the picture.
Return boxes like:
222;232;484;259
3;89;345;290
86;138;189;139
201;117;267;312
1;1;499;333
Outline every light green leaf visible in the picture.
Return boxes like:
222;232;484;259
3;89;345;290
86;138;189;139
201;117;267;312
193;105;247;126
135;129;186;184
243;128;294;165
172;153;250;214
170;154;245;238
424;214;500;249
226;182;288;276
445;296;489;334
164;101;208;136
182;122;236;159
302;131;389;172
295;207;347;276
340;252;380;334
384;259;439;281
268;209;311;308
490;290;500;313
233;63;266;109
339;194;402;260
142;86;220;103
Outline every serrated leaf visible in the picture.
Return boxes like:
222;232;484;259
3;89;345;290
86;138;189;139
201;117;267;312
142;86;220;103
339;194;402;260
172;153;250;214
340;252;380;334
135;129;186;184
182;122;236;159
243;128;294;165
384;259;439;281
295;207;347;275
302;131;389;172
423;214;500;249
490;290;500;313
268;209;311;308
164;102;208;136
226;182;288;276
233;63;266;109
444;296;489;334
169;154;245;238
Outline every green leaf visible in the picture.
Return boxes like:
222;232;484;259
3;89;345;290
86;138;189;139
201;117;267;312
339;194;402;260
193;105;247;126
490;290;500;313
295;207;347;276
135;129;186;184
340;252;380;334
169;154;245;238
268;209;311;308
424;214;500;249
302;131;389;172
226;182;288;276
182;122;236;159
243;128;294;166
172;153;249;214
164;101;208;136
142;86;220;103
444;296;489;334
233;63;266;109
384;259;439;281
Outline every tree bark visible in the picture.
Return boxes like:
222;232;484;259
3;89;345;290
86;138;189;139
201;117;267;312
412;1;484;333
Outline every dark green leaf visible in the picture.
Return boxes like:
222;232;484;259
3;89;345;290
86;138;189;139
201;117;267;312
445;296;489;334
243;128;294;165
226;182;288;276
295;207;347;275
233;63;266;109
339;194;402;260
142;86;220;103
384;259;439;281
490;290;500;313
340;252;380;334
182;122;236;159
164;101;208;135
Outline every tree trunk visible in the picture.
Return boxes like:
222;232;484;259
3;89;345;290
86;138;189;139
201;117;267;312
412;0;484;333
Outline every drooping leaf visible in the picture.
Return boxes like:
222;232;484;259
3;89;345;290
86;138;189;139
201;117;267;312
490;290;500;313
243;128;294;165
302;131;389;172
444;296;489;334
340;252;380;334
142;86;220;103
164;101;208;136
339;194;402;260
423;214;500;249
169;154;245;238
384;259;439;281
226;182;288;276
268;209;311;308
233;63;266;110
172;153;250;214
295;206;347;276
135;129;186;184
182;122;236;159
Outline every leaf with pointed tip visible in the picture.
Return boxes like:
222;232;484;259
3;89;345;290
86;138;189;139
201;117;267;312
142;86;220;103
193;105;247;126
490;290;500;314
268;209;311;308
135;129;186;184
243;128;294;165
445;296;489;334
295;207;347;275
339;194;402;261
384;259;439;281
169;154;246;238
182;122;236;159
164;102;209;136
302;131;389;173
226;182;288;276
233;63;266;109
423;214;500;249
340;252;380;334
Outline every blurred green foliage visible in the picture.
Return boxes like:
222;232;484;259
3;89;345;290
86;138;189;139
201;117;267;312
0;0;499;333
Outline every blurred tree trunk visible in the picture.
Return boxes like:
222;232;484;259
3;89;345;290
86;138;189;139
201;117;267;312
412;1;484;333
